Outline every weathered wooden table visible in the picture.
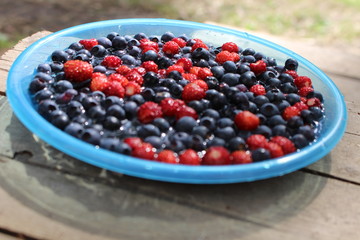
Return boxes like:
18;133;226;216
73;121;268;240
0;30;359;240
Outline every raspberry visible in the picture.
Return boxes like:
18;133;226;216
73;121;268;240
230;52;240;62
172;37;187;48
116;65;131;75
191;39;209;51
298;86;314;97
137;101;163;123
215;51;235;64
293;101;309;111
270;136;296;154
79;38;98;50
282;106;300;120
160;97;185;116
142;46;158;53
90;73;108;92
125;70;144;85
175;105;198;120
108;73;129;87
162;41;180;55
132;67;146;76
124;137;143;149
103;81;125;98
141;61;158;73
197;67;213;80
182;73;198;82
250;60;267;75
63;60;93;82
294;76;312;89
166;64;185;74
202;146;231;165
265;142;284;158
140;39;159;52
157;150;179;164
284;70;299;79
124;81;141;97
230;150;252;164
221;42;239;53
192;80;208;91
182;82;206;102
176;57;193;71
179;149;201;165
306;97;322;108
234;111;260;131
189;66;202;76
249;84;266;96
132;142;156;160
102;55;122;68
246;134;268;150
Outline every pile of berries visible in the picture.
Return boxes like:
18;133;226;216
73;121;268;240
28;31;324;165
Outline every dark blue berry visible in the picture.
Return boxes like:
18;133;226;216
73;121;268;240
81;128;101;145
175;116;198;133
161;32;175;42
253;125;272;138
191;126;209;139
237;64;251;74
298;125;315;141
103;116;121;130
286;93;301;105
217;117;233;128
69;42;84;51
152;118;170;132
38;99;58;119
66;100;84;118
285;58;298;71
267;115;286;127
227;137;246;151
34;89;53;102
64;122;84;138
121;54;137;66
287;116;304;129
51;50;69;63
214;126;236;140
201;109;220;120
253;95;270;107
138;124;161;138
272;124;289;137
207;137;226;147
242;48;255;55
292;134;309;149
251;148;271;162
310;107;323;121
90;45;107;57
259;103;280;117
124;101;138;119
50;110;70;129
221;73;240;86
240;71;257;87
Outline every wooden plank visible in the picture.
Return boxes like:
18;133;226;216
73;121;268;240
1;155;360;240
0;232;22;240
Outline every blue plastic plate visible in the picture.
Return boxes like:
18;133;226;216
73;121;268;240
6;19;347;184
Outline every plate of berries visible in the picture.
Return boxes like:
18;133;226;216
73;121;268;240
7;19;347;184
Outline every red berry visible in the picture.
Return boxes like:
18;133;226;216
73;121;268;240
293;101;309;111
103;81;125;98
265;142;284;158
125;70;143;85
63;60;93;82
234;111;260;131
140;39;159;52
306;97;322;108
175;105;198;120
230;150;253;164
132;67;146;76
176;58;193;71
124;137;143;149
162;41;180;55
182;82;206;102
124;81;141;97
102;55;122;68
172;37;187;48
250;60;267;75
141;61;158;73
294;76;312;89
298;86;314;97
79;38;98;50
191;40;209;51
284;70;299;79
116;65;131;75
137;101;163;124
182;73;198;82
90;73;108;92
157;150;179;164
179;149;201;165
108;73;129;87
270;136;296;154
160;98;185;117
132;143;156;160
215;50;236;64
197;67;213;80
231;52;240;62
249;84;266;96
192;80;208;91
221;42;239;53
202;146;231;165
189;66;202;76
166;64;185;74
246;134;268;150
282;106;300;120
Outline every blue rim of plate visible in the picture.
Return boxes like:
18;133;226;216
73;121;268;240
6;18;347;184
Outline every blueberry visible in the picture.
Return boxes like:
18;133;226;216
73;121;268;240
127;38;140;47
266;78;282;88
281;82;297;93
231;92;249;108
141;50;158;62
259;103;280;117
29;78;47;94
102;96;124;109
267;114;286;127
93;65;107;73
129;94;145;105
37;63;52;74
191;48;210;61
287;116;304;129
143;72;160;86
217;118;233;128
152;118;170;132
55;89;78;104
64;122;85;138
38;99;58;119
191;125;209;139
50;110;70;129
285;58;298;71
242;55;256;63
300;109;315;124
144;136;163;149
286;93;301;105
50;62;64;73
292;134;308;149
188;135;206;151
69;42;84;51
265;89;285;103
75;53;91;62
34;72;53;82
248;102;258;113
307;91;324;102
309;107;324;121
99;137;121;151
187;100;206;113
156;56;172;69
237;64;250;74
279;73;294;83
114;141;132;155
167;71;183;81
242;48;256;56
254;52;265;60
259;71;277;81
199;116;217;131
201;109;220;120
256;113;267;125
161;32;175;42
90;45;107;57
66;100;84;118
175;116;198;133
81;128;101;145
51;50;69;63
222;73;240;86
227;137;246;151
195;59;210;68
298;125;315;141
88;105;106;121
54;80;73;93
223;61;237;73
106;32;119;41
128;46;141;57
266;57;277;66
253;95;270;107
207;137;226;147
103;116;121;130
154;91;172;103
206;76;219;89
211;66;225;79
240;71;257;87
214;126;236;140
272;124;289;137
251;148;271;162
253;125;272;138
134;32;148;41
141;88;156;101
123;101;138;119
138;124;161;138
276;100;291;112
211;92;227;109
34;89;53;102
121;54;137;66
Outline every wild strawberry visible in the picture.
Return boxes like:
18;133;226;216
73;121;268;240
102;55;122;68
221;42;239;53
284;70;299;79
246;134;268;150
176;57;193;71
179;149;201;165
182;73;198;82
172;37;186;48
124;137;143;149
157;150;179;164
192;80;208;91
162;41;180;55
141;61;158;73
250;84;266;96
182;82;206;102
160;97;185;116
306;97;322;108
282;106;300;120
294;76;312;89
234;111;260;131
103;81;125;98
298;86;314;97
231;52;240;62
124;81;141;97
63;60;93;82
293;101;309;111
189;66;202;76
90;73;108;92
140;39;159;52
108;73;129;87
202;146;231;165
197;67;213;80
132;67;147;76
270;136;296;154
79;38;98;50
191;39;209;51
126;70;143;85
265;142;284;158
250;60;267;75
116;65;131;75
166;64;185;74
157;69;167;78
230;150;253;164
215;50;235;64
142;46;158;53
175;105;198;120
132;142;156;160
137;101;163;123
